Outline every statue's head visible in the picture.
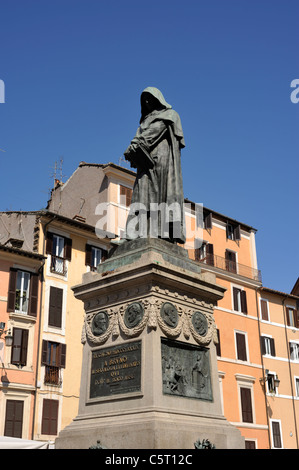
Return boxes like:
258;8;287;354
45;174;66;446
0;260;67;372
140;87;171;121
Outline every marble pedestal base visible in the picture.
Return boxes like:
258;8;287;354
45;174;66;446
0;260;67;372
55;238;244;449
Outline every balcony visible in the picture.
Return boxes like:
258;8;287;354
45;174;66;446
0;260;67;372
50;255;67;276
196;254;262;282
44;365;62;386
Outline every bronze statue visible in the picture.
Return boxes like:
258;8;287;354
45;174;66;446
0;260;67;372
124;87;186;244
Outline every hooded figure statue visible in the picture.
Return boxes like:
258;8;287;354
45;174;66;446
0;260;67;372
124;87;186;244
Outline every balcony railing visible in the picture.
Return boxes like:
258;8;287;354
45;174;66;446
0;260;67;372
196;254;262;282
50;255;67;276
44;365;62;386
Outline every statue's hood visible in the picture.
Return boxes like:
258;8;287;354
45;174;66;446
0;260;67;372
141;87;172;109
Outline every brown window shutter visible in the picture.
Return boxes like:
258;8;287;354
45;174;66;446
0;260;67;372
41;340;48;365
7;268;17;312
236;332;247;361
48;287;63;328
206;243;214;266
272;421;282;448
28;273;39;317
20;329;29;365
46;232;53;255
85;244;92;266
295;310;299;329
240;387;253;423
205;212;212;230
234;224;241;241
64;237;72;261
233;287;239;311
4;400;24;438
260;336;266;355
59;343;67;368
41;399;59;435
261;300;269;321
270;338;276;356
11;328;22;364
286;308;291;326
241;290;248;314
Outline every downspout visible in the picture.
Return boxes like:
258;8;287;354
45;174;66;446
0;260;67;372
282;297;299;449
255;287;272;449
31;215;57;440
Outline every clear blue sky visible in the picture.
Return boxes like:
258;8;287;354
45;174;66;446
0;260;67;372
0;0;298;293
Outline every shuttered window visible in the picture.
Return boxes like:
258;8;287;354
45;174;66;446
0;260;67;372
48;286;63;328
85;244;108;270
120;185;132;207
225;250;237;273
7;269;39;316
236;332;247;361
260;300;269;321
41;399;59;435
233;287;247;314
260;336;276;356
286;307;298;328
41;340;66;368
240;387;253;423
11;328;29;366
4;400;24;438
272;421;282;448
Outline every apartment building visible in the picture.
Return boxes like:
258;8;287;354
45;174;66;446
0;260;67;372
0;243;44;440
0;161;297;448
257;287;299;449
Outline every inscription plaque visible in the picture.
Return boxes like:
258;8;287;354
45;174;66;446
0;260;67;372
161;338;212;401
90;340;141;399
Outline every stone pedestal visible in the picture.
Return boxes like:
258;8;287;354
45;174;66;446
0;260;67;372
55;238;244;449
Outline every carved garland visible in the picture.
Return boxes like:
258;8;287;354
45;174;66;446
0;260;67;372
82;298;217;346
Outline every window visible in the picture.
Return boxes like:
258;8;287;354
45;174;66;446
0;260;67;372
42;340;66;385
85;244;108;271
11;328;29;366
271;420;282;448
195;242;214;266
290;342;299;361
261;336;276;356
15;271;30;313
41;399;59;435
48;286;63;328
235;332;248;361
225;250;237;273
119;185;132;207
260;299;269;321
245;440;256;449
4;400;24;438
46;232;72;275
226;223;241;241
295;378;299;397
233;287;247;314
266;373;279;395
286;307;298;328
7;269;39;316
240;387;253;423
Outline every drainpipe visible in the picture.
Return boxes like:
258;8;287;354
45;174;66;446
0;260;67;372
282;297;299;449
31;215;56;440
255;287;272;449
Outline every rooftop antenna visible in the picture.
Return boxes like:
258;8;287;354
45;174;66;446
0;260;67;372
50;157;66;188
118;155;130;169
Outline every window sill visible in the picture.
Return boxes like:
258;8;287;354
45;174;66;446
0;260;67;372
9;312;37;324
